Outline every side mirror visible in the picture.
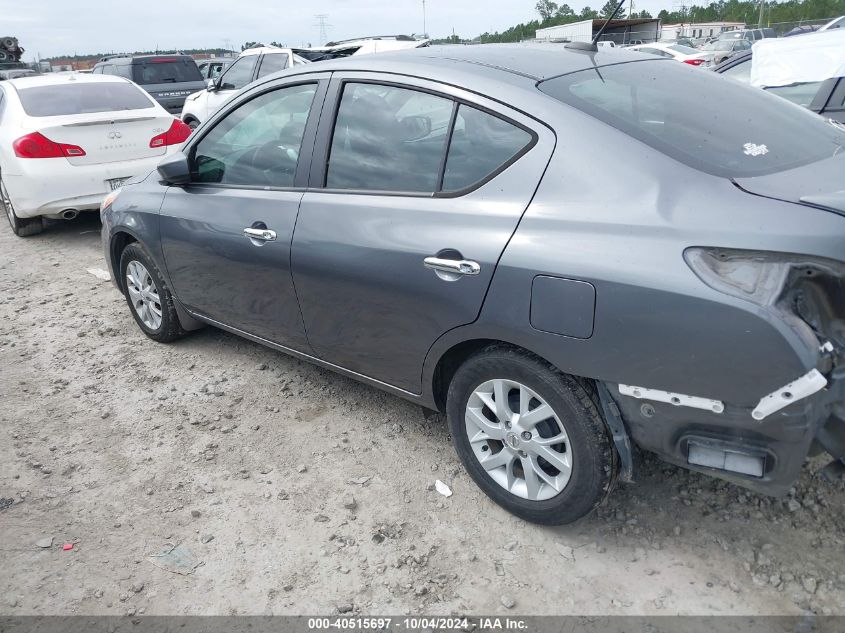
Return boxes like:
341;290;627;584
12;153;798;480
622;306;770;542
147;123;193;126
207;78;217;91
157;152;191;185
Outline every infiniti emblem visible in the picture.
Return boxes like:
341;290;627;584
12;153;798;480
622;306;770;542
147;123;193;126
107;131;122;139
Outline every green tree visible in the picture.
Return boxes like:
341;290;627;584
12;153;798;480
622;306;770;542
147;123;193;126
580;5;599;18
556;3;576;17
600;0;622;18
536;0;560;20
241;41;264;51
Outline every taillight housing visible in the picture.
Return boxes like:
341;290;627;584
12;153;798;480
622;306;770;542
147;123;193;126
684;58;704;66
150;119;192;149
13;132;86;158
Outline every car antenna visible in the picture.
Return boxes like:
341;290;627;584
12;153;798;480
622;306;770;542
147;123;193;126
565;0;626;52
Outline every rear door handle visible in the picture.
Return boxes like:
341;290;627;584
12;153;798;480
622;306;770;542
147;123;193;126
243;227;277;242
423;257;480;276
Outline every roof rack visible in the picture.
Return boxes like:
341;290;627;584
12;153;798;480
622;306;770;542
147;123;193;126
99;51;187;62
323;34;416;46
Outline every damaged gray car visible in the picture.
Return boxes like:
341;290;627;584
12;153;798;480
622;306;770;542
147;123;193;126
100;45;845;524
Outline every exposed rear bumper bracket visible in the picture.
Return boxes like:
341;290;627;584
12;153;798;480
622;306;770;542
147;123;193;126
751;369;828;421
618;383;724;414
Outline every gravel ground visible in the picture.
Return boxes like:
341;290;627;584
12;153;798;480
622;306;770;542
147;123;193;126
1;213;844;616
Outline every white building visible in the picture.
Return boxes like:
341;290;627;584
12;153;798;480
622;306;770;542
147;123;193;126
535;18;661;45
660;21;745;40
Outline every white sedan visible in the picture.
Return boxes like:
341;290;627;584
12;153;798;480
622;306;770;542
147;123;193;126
627;42;714;67
0;73;191;236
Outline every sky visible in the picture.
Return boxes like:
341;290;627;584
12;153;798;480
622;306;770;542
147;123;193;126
3;0;671;60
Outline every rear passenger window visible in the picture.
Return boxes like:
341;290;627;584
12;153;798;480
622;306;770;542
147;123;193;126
257;53;289;78
441;105;533;192
115;64;133;80
326;83;453;192
325;82;533;194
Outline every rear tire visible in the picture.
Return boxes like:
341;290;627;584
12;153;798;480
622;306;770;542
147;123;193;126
446;346;615;525
1;175;43;237
119;242;186;343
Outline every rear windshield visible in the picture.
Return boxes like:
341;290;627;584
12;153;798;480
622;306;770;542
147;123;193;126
17;82;156;117
538;60;845;178
132;59;202;85
668;44;700;54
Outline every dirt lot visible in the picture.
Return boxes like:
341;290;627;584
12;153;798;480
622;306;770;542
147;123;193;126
1;213;844;616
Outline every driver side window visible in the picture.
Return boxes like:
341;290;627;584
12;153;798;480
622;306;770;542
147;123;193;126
192;83;317;187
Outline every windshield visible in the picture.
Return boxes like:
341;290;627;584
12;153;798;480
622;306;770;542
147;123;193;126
17;82;156;116
132;58;202;85
538;60;845;178
711;40;736;50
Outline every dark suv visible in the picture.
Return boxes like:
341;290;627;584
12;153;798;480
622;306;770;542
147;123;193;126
92;54;206;114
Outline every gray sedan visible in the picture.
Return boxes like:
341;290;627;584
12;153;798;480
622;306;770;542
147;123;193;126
100;45;845;524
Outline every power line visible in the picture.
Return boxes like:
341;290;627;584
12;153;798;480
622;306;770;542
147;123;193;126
314;14;331;45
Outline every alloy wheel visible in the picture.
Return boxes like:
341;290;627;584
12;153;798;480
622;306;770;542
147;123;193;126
465;378;572;501
126;260;163;330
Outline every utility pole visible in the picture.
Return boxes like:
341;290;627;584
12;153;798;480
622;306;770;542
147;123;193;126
422;0;427;37
314;14;331;45
673;3;690;36
757;0;765;27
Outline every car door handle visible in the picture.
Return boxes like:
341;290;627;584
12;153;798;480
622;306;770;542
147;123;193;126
423;257;481;276
243;227;276;242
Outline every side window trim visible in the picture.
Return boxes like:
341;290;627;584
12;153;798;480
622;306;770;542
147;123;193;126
309;76;538;198
435;102;459;192
184;77;329;191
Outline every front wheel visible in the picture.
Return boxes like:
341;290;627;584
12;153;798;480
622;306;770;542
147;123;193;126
119;243;186;343
447;347;615;525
